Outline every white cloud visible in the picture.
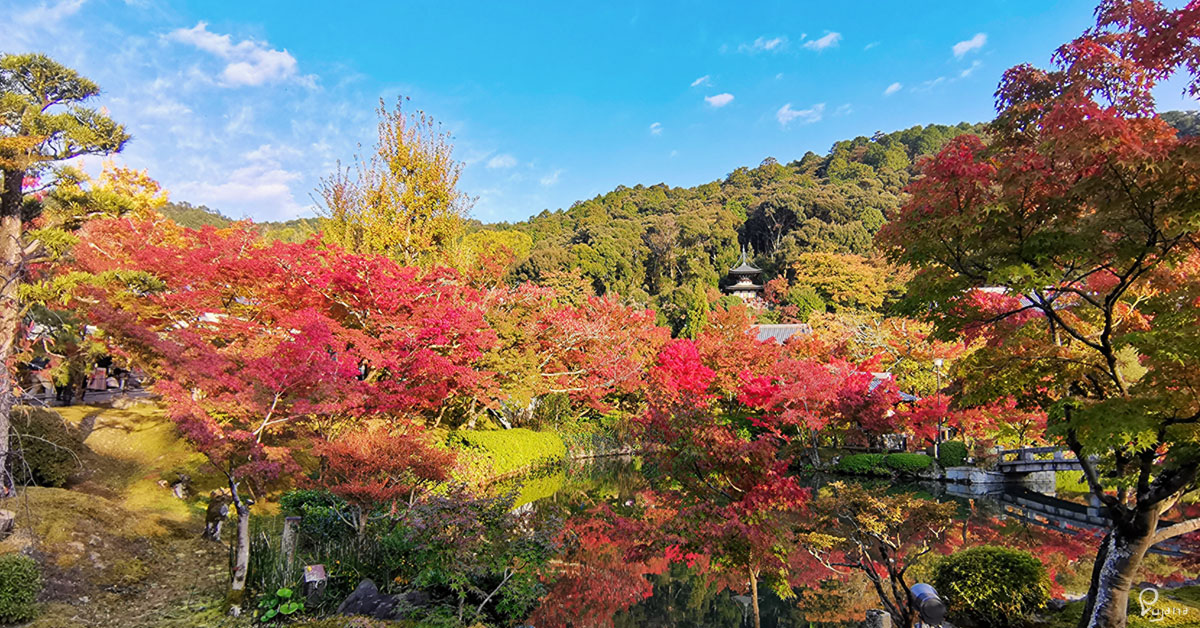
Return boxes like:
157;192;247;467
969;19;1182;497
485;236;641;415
739;36;787;53
884;82;902;96
138;79;193;118
15;0;85;25
705;93;734;108
864;41;880;51
960;60;982;78
916;76;947;91
486;153;517;169
953;33;987;58
690;75;711;87
803;32;842;51
649;122;663;135
835;103;853;116
167;22;305;87
776;102;824;127
244;143;303;162
540;169;563;186
175;159;306;220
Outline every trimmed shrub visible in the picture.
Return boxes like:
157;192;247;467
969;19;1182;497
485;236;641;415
937;441;969;468
8;406;83;487
279;489;354;543
883;453;933;475
449;428;566;478
932;545;1050;628
833;453;886;476
0;553;41;623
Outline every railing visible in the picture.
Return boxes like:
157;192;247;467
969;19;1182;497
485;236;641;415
997;446;1070;460
996;446;1093;472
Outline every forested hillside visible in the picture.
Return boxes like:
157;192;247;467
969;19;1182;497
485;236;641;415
495;122;981;329
159;200;318;241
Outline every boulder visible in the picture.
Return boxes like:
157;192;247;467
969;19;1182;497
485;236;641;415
336;579;398;619
397;589;431;609
0;509;13;540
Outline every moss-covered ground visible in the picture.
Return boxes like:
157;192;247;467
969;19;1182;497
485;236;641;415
0;403;467;627
0;402;244;627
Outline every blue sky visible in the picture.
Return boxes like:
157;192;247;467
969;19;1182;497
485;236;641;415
5;0;1197;223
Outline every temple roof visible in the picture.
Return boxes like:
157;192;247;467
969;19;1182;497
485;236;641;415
729;248;761;275
752;324;811;343
727;282;762;291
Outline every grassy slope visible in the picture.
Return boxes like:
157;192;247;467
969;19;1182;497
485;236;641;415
0;404;239;628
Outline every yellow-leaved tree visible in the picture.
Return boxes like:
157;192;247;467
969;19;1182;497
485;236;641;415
318;97;473;265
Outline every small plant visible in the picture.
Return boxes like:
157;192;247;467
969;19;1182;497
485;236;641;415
937;441;968;468
257;587;304;623
0;553;41;623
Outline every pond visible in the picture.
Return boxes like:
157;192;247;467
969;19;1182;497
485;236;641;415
490;455;1179;628
258;455;1195;627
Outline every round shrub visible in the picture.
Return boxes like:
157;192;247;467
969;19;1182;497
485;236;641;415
932;545;1049;628
883;453;933;475
937;441;969;468
833;453;886;476
8;406;83;487
0;553;41;623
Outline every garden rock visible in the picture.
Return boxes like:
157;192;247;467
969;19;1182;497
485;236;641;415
397;589;431;609
337;579;398;619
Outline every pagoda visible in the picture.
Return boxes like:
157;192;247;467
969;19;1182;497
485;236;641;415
724;248;764;304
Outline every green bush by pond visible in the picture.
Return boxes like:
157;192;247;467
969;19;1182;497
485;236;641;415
834;452;932;476
0;553;41;623
937;441;968;468
932;545;1049;628
884;453;933;474
449;428;566;479
833;453;887;475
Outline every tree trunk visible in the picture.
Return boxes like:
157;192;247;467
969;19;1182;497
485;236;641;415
749;566;761;628
227;482;251;616
0;168;26;498
1078;512;1158;628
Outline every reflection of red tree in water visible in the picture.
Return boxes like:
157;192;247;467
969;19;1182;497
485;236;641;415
528;500;675;628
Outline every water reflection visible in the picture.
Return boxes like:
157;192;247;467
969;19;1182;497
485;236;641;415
497;456;1151;627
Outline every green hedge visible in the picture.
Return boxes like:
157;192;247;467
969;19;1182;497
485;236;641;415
933;546;1049;628
833;453;887;476
449;428;566;479
834;453;932;476
937;441;969;468
884;453;933;475
0;554;41;623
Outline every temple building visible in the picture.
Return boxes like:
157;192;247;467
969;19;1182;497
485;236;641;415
724;248;764;304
